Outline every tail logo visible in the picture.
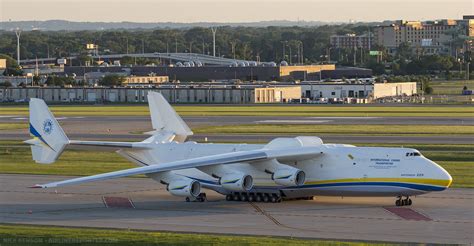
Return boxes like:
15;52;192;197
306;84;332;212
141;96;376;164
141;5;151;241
43;119;54;135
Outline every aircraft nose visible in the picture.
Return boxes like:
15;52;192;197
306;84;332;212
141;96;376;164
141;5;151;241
436;164;453;188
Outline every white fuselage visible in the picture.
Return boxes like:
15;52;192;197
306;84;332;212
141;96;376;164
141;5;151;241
118;141;452;198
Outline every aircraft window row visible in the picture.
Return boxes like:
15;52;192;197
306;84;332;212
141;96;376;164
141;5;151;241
406;152;421;157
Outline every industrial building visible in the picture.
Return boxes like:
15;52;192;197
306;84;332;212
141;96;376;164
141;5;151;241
0;59;6;70
124;75;169;85
301;82;417;101
1;82;417;104
0;85;301;104
64;64;337;82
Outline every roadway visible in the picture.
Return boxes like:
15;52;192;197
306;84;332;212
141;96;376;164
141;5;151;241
0;174;472;244
1;115;473;144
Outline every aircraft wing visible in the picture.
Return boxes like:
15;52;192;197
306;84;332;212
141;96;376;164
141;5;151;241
30;146;322;188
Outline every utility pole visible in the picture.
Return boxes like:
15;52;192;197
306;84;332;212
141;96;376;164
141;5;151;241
296;44;300;65
15;29;21;66
367;25;371;51
202;39;205;55
353;45;357;66
289;45;292;65
175;36;178;53
230;41;236;60
300;43;304;64
126;37;129;54
282;41;286;61
210;27;217;57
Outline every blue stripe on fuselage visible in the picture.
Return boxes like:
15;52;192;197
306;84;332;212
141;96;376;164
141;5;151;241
286;181;447;192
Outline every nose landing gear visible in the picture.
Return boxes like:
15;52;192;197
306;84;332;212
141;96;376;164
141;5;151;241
395;196;412;206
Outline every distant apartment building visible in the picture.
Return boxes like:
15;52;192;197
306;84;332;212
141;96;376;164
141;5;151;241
375;17;473;55
330;34;374;50
463;15;474;52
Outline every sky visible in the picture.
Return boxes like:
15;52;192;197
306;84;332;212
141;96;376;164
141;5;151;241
0;0;472;23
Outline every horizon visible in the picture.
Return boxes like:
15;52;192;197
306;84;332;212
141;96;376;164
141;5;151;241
1;0;472;23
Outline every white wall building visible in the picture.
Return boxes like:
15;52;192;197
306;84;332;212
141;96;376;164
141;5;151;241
301;82;417;100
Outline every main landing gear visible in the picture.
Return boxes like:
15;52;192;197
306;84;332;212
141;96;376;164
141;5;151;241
395;196;412;206
226;192;282;203
185;193;207;202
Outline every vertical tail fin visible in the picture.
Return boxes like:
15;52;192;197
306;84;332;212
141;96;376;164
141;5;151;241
147;92;193;142
25;98;69;164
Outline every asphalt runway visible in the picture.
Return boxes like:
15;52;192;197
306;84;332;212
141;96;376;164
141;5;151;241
1;115;473;144
2;115;473;126
0;174;472;244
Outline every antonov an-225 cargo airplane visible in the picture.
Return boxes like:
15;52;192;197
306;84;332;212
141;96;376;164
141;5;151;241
26;92;452;206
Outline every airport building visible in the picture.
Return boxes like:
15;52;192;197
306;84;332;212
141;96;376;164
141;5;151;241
301;82;417;101
0;59;6;70
1;82;416;104
124;75;169;86
0;85;301;104
64;64;343;82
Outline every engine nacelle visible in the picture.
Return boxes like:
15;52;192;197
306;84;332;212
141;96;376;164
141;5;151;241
167;179;201;198
220;173;253;192
272;168;306;186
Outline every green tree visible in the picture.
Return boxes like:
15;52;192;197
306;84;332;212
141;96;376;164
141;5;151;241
99;75;125;87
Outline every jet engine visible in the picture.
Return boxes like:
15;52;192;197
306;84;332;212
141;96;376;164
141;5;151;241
167;179;201;197
272;168;306;186
220;173;253;192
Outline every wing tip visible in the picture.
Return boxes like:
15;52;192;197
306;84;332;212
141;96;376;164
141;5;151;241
29;184;44;188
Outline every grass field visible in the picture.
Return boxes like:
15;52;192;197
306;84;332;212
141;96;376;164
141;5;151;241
1;105;473;117
0;224;393;246
0;123;27;130
0;141;472;188
193;124;474;136
430;80;474;95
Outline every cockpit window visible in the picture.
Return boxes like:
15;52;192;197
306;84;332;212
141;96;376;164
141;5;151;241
406;152;421;157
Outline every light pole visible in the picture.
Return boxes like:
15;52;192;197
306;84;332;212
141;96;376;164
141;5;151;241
230;41;236;60
175;36;178;53
210;27;217;57
15;29;21;66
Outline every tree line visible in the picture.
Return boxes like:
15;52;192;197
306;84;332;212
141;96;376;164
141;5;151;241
0;25;471;78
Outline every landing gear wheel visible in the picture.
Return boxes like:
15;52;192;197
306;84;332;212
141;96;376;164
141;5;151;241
395;198;402;206
263;194;270;203
240;193;248;202
185;197;190;202
407;198;412;206
248;194;255;202
198;193;207;202
255;194;262;202
226;194;233;201
233;193;240;201
270;195;277;203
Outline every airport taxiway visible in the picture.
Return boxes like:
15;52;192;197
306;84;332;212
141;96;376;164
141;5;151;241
1;115;473;144
0;174;472;244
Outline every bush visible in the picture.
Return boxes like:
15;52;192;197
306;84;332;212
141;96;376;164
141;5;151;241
0;81;12;87
98;75;125;87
